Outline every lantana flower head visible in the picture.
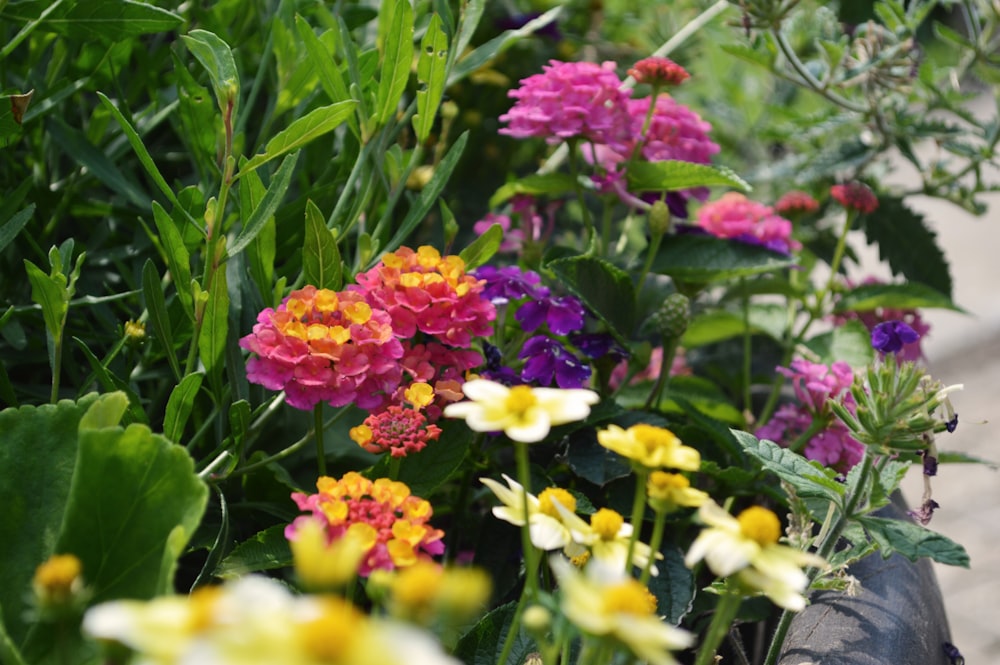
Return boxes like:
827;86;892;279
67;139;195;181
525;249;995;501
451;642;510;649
830;181;879;213
684;501;827;611
349;403;442;458
352;246;495;348
499;60;635;152
287;472;445;576
778;358;855;414
444;379;598;442
696;192;799;254
628;56;691;86
774;190;820;215
240;286;404;411
597;423;701;471
551;557;693;665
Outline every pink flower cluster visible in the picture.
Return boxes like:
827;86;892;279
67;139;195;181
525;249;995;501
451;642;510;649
399;342;483;418
498;60;635;153
628;56;690;86
756;359;864;472
350;405;442;458
352;246;495;348
239;286;404;411
696;192;800;254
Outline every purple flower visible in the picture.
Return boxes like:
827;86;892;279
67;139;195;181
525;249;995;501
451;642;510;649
569;332;628;361
519;336;592;388
474;265;549;304
871;320;920;354
516;295;586;335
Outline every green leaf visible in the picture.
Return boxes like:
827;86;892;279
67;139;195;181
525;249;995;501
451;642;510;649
98;92;180;210
73;338;148;426
732;430;845;502
0;605;26;665
151;201;195;318
0;0;182;41
215;525;292;578
372;422;473;497
803;319;874;368
858;196;952;298
563;428;633;486
78;391;129;430
23;258;68;341
833;282;962;313
228;152;300;258
48;118;149;209
682;308;782;348
142;259;181;381
651;233;795;283
488;173;578;209
449;7;561;86
546;256;636;341
459;222;502;270
181;29;241;119
375;0;414;126
163;373;204;444
0;394;100;647
295;18;358;137
198;266;229;396
303;200;342;290
455;602;534;665
239;101;355;176
412;13;449;143
0;204;33;254
857;515;970;567
626;160;751;193
238;165;276;306
648;546;695;624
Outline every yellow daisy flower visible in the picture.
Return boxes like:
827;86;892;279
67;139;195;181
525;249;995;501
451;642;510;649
597;424;701;470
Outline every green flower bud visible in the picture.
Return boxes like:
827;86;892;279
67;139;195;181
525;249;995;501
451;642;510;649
648;200;672;237
649;293;690;340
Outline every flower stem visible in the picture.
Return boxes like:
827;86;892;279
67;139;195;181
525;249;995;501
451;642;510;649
625;466;650;576
640;507;668;586
314;403;327;476
514;440;541;600
694;590;743;665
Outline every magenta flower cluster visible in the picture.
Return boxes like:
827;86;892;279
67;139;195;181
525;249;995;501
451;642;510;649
695;192;800;254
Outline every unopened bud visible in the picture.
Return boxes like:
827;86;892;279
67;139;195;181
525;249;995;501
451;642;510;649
649;293;690;340
648;200;672;237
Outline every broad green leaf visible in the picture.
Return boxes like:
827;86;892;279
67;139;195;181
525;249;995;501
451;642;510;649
0;204;33;254
488;173;577;209
833;282;962;313
459;222;502;270
803;319;874;368
375;0;414;126
0;394;100;647
732;430;845;503
239;101;355;176
626;160;751;193
215;525;292;578
371;422;473;497
78;392;129;430
648;546;695;624
142;259;181;380
858;196;952;298
151;201;195;318
563;427;634;486
651;233;795;282
412;13;449;143
163;373;203;444
198;265;229;397
98;92;180;210
681;309;782;348
449;7;561;86
0;0;182;41
228;152;300;258
858;515;970;566
239;166;276;305
48;118;149;208
73;338;148;425
546;256;636;341
303;200;342;290
23;258;68;342
380;132;469;260
181;29;240;120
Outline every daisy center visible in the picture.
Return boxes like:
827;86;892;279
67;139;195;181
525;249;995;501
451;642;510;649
602;579;657;616
505;385;538;417
538;488;576;518
590;508;624;539
737;506;781;546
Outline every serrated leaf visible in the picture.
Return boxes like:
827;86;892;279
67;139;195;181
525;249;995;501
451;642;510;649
229;152;300;258
181;29;240;119
375;0;413;126
240;101;355;176
546;256;636;341
563;428;633;486
626;160;751;193
803;319;874;367
215;525;292;578
412;13;448;143
488;173;577;209
303;200;342;290
652;233;795;282
858;196;952;298
459;222;502;270
858;515;969;566
0;0;182;41
163;373;203;444
833;282;962;313
142;259;181;380
732;430;845;501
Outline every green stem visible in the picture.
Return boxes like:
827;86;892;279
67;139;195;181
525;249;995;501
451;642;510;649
314;403;327;476
644;339;678;409
694;590;743;665
625;466;650;576
566;140;596;252
741;278;752;416
640;507;668;586
49;333;63;404
226;407;349;479
635;226;664;301
514;441;541;600
772;30;867;113
823;209;858;301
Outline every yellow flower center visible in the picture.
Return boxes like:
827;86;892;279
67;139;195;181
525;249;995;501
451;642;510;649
505;385;538;417
537;488;577;518
602;579;657;616
648;471;690;492
590;508;624;540
570;551;591;568
632;424;680;454
737;506;781;546
33;554;82;594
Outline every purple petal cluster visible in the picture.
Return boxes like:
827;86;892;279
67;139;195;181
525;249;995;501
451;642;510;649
519;336;592;389
871;320;920;354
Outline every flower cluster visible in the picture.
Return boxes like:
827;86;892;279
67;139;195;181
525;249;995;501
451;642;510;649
756;359;864;472
830;181;879;213
695;192;799;254
240;286;404;410
628;56;691;86
286;473;445;576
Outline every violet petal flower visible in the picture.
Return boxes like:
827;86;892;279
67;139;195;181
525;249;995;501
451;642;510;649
871;320;920;353
519;336;591;388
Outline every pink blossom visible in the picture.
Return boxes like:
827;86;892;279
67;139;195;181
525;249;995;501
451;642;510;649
774;190;819;215
352;246;496;348
628;57;690;86
830;182;878;213
696;192;800;254
777;358;855;414
755;404;864;473
499;60;634;152
609;346;692;389
240;286;404;411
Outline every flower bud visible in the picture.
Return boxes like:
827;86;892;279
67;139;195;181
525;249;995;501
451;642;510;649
649;293;690;341
648;200;672;237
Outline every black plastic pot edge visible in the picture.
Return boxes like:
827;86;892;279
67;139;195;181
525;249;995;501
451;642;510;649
776;493;956;665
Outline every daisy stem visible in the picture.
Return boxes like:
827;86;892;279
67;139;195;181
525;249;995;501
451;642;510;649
625;466;650;577
693;590;742;665
314;403;327;476
515;441;541;600
640;507;668;586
